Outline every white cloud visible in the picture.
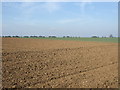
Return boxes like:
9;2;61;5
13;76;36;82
12;2;61;22
20;2;38;14
75;1;93;15
19;2;61;14
42;2;61;13
57;16;99;24
20;2;35;8
10;2;38;21
3;2;61;22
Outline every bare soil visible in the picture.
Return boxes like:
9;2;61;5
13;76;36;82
2;38;118;88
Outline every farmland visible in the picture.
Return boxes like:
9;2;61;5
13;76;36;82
2;37;118;88
22;37;118;43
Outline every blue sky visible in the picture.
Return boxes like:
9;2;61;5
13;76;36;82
2;2;118;37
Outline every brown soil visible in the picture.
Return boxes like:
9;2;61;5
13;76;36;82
2;38;118;88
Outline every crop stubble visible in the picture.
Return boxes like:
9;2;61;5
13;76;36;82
2;38;118;88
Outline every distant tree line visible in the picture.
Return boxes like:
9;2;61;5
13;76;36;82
2;36;20;38
2;34;114;38
92;34;114;38
2;35;56;38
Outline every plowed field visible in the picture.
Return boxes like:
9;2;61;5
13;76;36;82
2;38;118;88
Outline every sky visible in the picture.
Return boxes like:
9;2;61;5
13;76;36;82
2;2;118;37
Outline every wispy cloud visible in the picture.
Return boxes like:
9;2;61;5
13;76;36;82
9;2;62;24
57;18;83;24
57;16;99;24
17;2;61;15
20;2;39;15
5;2;39;23
75;1;93;15
41;2;61;13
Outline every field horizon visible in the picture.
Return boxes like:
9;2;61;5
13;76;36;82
3;37;119;43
